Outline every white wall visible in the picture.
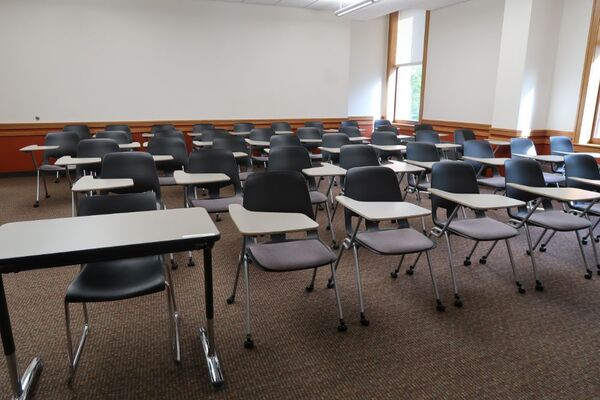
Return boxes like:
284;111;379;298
0;0;358;123
348;18;388;118
423;0;505;124
546;0;594;132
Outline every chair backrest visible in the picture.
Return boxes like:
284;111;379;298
406;142;440;162
374;119;392;130
505;158;552;214
147;137;188;173
78;192;157;217
340;145;379;170
187;149;242;195
243;171;314;220
212;136;249;153
340;120;359;129
43;131;79;162
376;125;398;135
322;133;351;148
431;161;480;223
95;130;130;144
296;127;322;140
249;128;275;142
463;140;495;173
415;130;440;144
338;126;361;138
151;124;176;134
564;154;600;190
304;121;324;130
270;134;301;149
105;124;131;134
100;152;162;204
267;146;316;190
454;129;476;146
550;136;573;155
271;122;292;132
63;125;91;141
192;123;215;133
76;138;120;176
154;129;184;140
371;131;400;146
233;122;255;132
414;123;433;132
510;137;537;157
200;129;230;142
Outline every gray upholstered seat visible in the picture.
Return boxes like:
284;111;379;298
158;176;177;186
356;228;435;255
191;195;243;212
239;171;254;181
248;239;336;272
309;190;327;204
527;210;591;231
542;172;565;185
448;217;518;240
417;181;431;191
477;176;505;189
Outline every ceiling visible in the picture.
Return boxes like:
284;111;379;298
209;0;467;20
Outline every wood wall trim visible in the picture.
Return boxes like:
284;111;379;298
385;12;399;121
418;10;430;123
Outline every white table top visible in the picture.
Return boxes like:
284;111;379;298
429;188;525;210
0;208;219;271
336;196;430;221
349;136;369;142
142;133;154;138
187;132;204;137
319;146;341;154
233;151;249;159
383;161;425;174
302;162;347;177
300;138;322;144
19;144;59;152
404;159;437;170
71;175;134;192
569;177;600;188
506;183;600;202
486;139;511;146
370;144;406;152
55;156;101;167
275;130;294;135
173;170;230;185
229;131;251;136
153;155;174;162
192;140;213;147
513;153;564;163
119;142;141;149
435;143;461;150
462;156;509;166
397;135;413;140
323;129;339;133
229;204;318;236
554;150;600;158
245;139;270;147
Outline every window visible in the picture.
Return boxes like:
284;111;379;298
394;64;422;121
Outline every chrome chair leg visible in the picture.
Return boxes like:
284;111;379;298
530;228;548;254
227;243;246;304
305;268;317;292
242;256;253;349
405;251;423;275
327;242;347;289
443;232;462;307
588;225;600;275
424;251;445;312
41;170;49;199
390;255;406;278
34;169;40;207
479;240;498;264
524;223;544;291
323;200;337;249
505;239;525;294
463;241;479;266
539;230;556;253
164;282;181;363
329;263;347;332
575;231;593;280
187;251;195;267
64;300;89;385
351;245;369;326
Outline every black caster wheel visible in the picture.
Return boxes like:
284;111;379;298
318;205;324;211
337;322;347;332
305;285;314;292
453;297;463;308
360;318;370;327
539;245;547;253
390;271;399;279
171;260;178;270
215;216;222;222
187;258;195;267
332;243;339;250
244;336;254;349
479;257;487;265
526;250;531;256
518;287;526;294
582;239;588;245
326;279;334;289
45;194;51;198
33;202;39;208
585;271;593;280
463;259;471;266
326;225;331;231
226;296;235;305
595;236;600;243
535;281;544;292
597;269;600;276
405;267;414;276
54;178;59;183
436;301;446;312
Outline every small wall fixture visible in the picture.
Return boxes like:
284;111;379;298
335;0;380;17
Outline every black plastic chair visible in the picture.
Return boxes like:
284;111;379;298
374;119;392;130
76;138;119;178
376;125;399;135
550;136;573;173
95;130;130;145
405;142;439;198
192;123;215;133
463;140;505;192
213;136;253;181
414;123;433;132
297;127;323;154
565;154;600;245
199;129;230;142
233;122;255;132
154;129;184;140
33;131;80;207
332;166;444;319
151;124;176;134
228;171;345;348
510;138;564;186
340;120;359;129
431;161;523;307
304;121;324;130
270;134;301;149
271;122;292;132
147;137;188;186
249;128;275;166
64;125;91;141
105;125;132;142
454;129;476;156
64;192;180;382
339;144;379;170
505;158;597;288
415;130;441;144
322;133;350;164
339;126;364;143
371;131;403;161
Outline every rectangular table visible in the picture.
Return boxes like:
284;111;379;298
369;144;406;152
0;208;223;399
553;150;600;158
513;153;564;164
70;176;134;216
119;142;141;150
